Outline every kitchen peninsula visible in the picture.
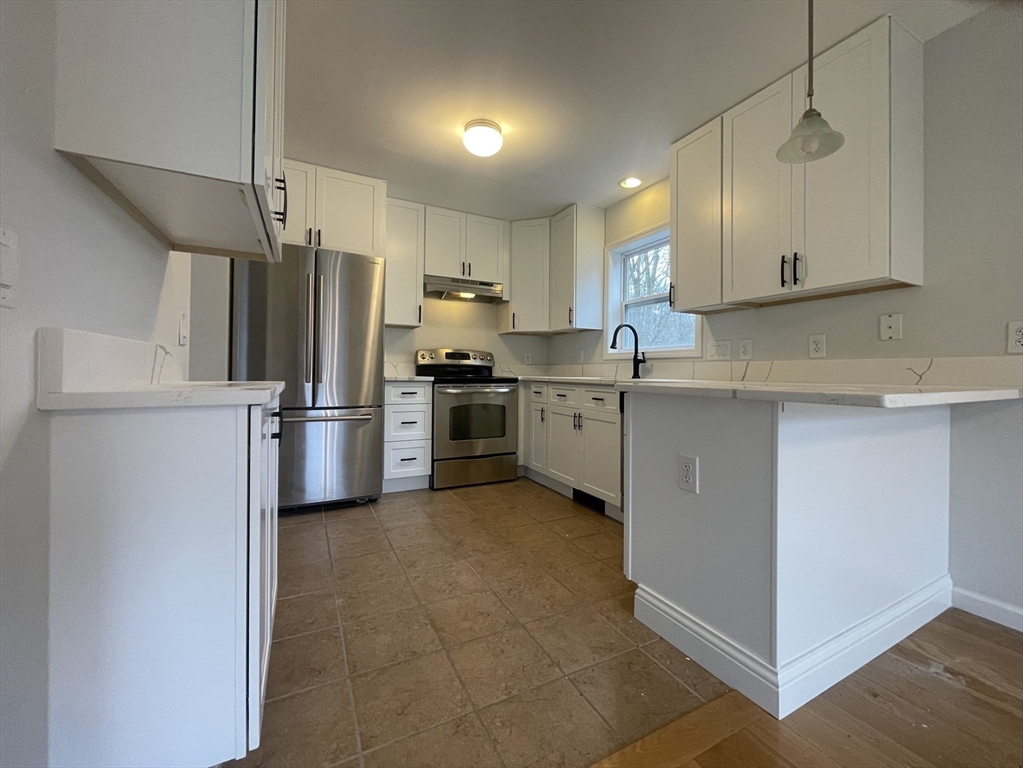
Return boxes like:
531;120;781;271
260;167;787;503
616;378;1021;718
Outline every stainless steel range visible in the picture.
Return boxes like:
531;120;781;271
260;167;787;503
416;349;518;489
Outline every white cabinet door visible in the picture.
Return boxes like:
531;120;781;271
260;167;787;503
273;0;286;244
528;402;548;474
281;159;315;246
671;117;727;312
549;206;576;332
425;206;467;278
385;199;425;327
722;76;794;303
546;405;580;486
505;218;550;333
793;18;891;292
465;214;503;283
581;410;621;505
315;167;387;256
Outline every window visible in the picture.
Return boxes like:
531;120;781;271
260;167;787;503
607;234;699;355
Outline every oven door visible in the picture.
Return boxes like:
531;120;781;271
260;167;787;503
434;383;518;460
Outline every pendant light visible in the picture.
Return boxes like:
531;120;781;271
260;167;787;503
777;0;844;164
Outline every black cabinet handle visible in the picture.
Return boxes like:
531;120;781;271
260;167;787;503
555;393;566;399
400;391;417;396
306;227;312;246
592;397;604;402
418;304;422;323
400;421;418;425
577;413;583;431
273;173;288;228
512;312;516;330
468;262;472;277
669;282;675;308
569;307;573;326
572;412;577;429
540;407;545;423
461;261;465;276
780;254;788;288
399;457;416;462
317;229;322;247
270;409;282;440
793;252;801;286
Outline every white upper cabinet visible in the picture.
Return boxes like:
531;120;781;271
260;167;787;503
549;204;605;332
316;167;387;256
425;207;467;278
680;15;922;310
54;0;287;262
385;199;426;327
465;214;504;283
279;161;387;256
499;218;550;334
722;77;795;304
280;159;315;246
670;117;730;313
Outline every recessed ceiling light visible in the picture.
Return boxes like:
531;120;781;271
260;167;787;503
462;119;503;157
619;177;642;189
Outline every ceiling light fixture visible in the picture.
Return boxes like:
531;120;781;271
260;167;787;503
462;119;503;157
619;177;642;189
777;0;844;164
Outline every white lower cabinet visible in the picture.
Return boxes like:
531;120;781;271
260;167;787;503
383;381;432;487
47;398;280;767
525;383;621;506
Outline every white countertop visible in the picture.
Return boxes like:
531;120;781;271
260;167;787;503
38;380;286;411
518;375;1020;408
384;376;434;382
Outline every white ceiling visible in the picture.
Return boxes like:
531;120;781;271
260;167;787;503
284;0;989;221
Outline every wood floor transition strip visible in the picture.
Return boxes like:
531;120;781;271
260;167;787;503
591;691;765;768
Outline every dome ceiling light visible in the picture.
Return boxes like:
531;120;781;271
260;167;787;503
462;119;503;157
777;0;845;164
619;177;642;189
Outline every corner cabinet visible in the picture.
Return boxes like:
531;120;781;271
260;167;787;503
425;206;508;286
675;16;922;313
281;160;387;257
54;0;288;262
385;199;426;327
550;205;606;332
499;218;551;334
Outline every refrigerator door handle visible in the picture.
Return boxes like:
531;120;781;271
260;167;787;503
281;413;374;424
315;274;325;384
305;274;315;384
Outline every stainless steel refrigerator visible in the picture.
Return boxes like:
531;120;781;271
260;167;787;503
233;246;385;507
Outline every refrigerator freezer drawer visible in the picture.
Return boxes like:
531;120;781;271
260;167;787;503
384;440;431;479
278;408;383;507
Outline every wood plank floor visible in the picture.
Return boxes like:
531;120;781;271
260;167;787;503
594;608;1023;768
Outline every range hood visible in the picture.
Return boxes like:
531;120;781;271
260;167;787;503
424;275;503;303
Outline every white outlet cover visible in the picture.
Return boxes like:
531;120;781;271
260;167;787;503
678;454;699;494
738;339;752;360
524;353;532;365
1008;321;1023;354
880;313;903;341
809;334;826;359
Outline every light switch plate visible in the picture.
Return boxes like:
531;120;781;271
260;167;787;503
524;353;532;365
678;455;699;494
1008;321;1023;354
809;334;826;358
178;312;189;346
707;341;732;360
880;314;902;341
738;339;752;360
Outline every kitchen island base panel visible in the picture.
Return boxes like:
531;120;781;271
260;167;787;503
624;393;955;719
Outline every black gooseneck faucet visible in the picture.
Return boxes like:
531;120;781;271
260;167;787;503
610;323;646;380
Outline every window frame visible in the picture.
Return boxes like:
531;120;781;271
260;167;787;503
604;226;702;360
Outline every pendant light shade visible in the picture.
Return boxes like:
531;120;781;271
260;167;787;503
777;0;843;164
776;108;845;163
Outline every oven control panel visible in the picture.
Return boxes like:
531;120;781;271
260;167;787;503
417;348;494;366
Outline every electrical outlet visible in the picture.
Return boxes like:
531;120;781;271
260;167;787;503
577;349;584;363
678;455;699;494
880;314;902;341
524;353;532;365
738;339;752;360
1008;321;1023;354
809;334;826;358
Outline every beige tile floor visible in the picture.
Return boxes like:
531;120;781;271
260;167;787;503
231;478;730;768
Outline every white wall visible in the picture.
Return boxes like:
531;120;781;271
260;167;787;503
385;297;547;371
190;254;231;381
0;2;192;764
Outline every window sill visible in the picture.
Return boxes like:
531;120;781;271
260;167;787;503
603;348;702;362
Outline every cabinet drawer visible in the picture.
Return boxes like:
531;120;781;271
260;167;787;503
385;382;431;404
384;440;431;479
549;386;578;406
528;383;548;403
385;404;431;442
581;389;617;412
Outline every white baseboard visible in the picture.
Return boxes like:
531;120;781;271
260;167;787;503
953;587;1023;632
635;574;952;719
604;504;623;523
382;475;430;493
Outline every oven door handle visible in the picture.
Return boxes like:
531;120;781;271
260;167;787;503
436;387;514;395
